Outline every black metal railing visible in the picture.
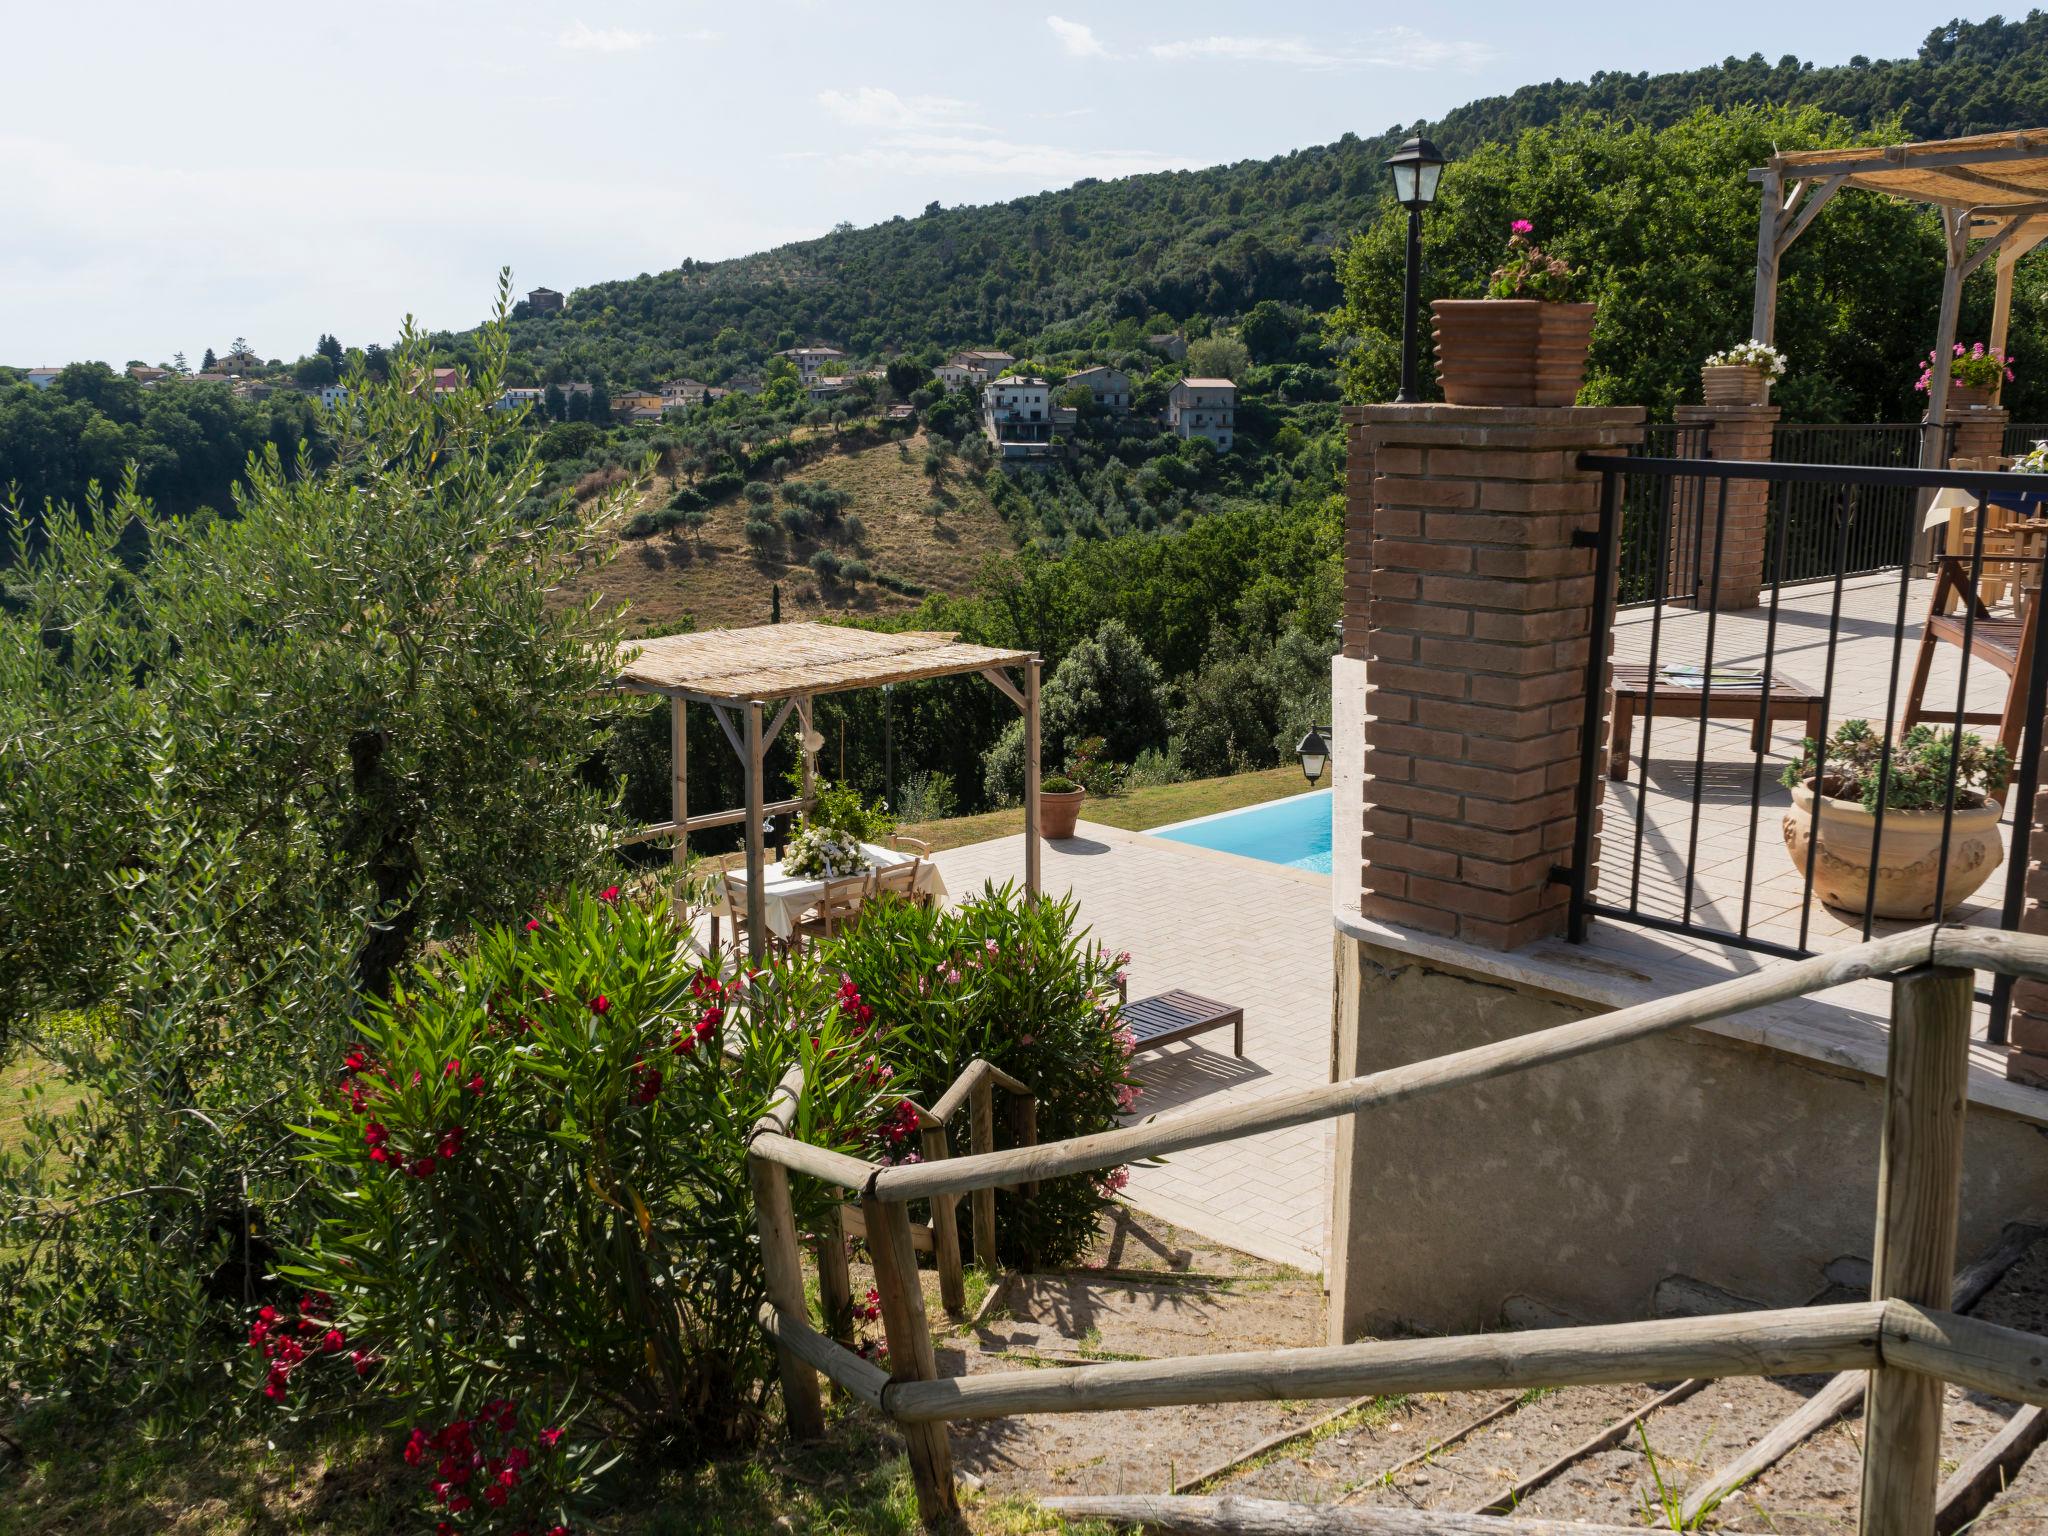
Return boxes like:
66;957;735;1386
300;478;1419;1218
2006;422;2048;459
1568;452;2048;1042
1769;423;1925;584
1616;423;1710;608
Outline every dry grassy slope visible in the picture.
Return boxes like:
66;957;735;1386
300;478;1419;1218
563;430;1015;637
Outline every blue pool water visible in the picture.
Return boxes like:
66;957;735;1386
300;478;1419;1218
1151;788;1333;873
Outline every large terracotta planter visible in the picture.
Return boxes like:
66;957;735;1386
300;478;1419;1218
1782;777;2004;920
1431;299;1596;407
1038;788;1085;840
1947;382;1995;410
1702;364;1771;406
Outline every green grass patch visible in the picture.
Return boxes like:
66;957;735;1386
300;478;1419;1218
899;766;1316;855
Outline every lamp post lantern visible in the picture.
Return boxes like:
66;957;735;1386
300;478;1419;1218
1296;725;1332;788
1386;135;1448;404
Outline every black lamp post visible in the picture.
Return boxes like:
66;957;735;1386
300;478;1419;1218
1385;135;1448;404
1296;725;1333;788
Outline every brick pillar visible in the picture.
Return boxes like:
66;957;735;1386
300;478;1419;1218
1342;409;1372;661
1356;405;1646;950
1946;404;2010;467
1668;404;1779;611
2009;748;2048;1086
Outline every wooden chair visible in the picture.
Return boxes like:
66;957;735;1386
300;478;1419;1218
869;856;926;909
1939;478;2026;611
716;870;762;958
890;834;933;856
1903;551;2041;761
788;874;869;949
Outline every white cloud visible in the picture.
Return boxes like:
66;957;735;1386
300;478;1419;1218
1046;16;1107;58
556;20;656;53
816;87;980;132
1150;28;1491;72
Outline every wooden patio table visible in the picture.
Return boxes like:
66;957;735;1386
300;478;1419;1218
1608;663;1823;781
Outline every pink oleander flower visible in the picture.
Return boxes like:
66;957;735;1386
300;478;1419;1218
1510;218;1534;235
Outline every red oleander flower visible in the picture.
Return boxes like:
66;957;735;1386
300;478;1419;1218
539;1427;564;1448
323;1328;346;1352
483;1485;509;1509
411;1154;438;1179
588;994;610;1014
506;1446;531;1470
524;918;541;932
363;1121;388;1147
599;884;621;904
442;1058;461;1078
438;1127;464;1160
468;1073;486;1095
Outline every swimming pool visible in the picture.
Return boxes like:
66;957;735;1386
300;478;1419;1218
1151;788;1332;873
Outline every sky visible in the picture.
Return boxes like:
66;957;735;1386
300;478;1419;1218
0;1;2005;367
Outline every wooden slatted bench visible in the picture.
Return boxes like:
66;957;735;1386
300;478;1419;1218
1119;988;1244;1057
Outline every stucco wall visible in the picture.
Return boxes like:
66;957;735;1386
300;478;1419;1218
1327;933;2048;1343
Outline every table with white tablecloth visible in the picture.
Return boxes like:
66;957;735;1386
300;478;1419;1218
713;842;948;942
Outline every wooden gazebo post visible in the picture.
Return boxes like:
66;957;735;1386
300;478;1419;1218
743;699;768;963
1024;655;1042;902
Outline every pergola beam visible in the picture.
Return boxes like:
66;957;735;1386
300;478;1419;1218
1749;137;2045;185
1775;175;1846;260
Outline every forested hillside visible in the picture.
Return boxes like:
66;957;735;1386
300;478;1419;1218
475;14;2048;392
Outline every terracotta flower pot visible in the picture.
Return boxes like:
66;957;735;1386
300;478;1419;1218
1947;382;1995;410
1782;777;2004;920
1431;299;1596;407
1039;788;1085;840
1701;364;1771;406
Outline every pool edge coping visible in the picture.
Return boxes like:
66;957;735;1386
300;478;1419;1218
1148;785;1333;837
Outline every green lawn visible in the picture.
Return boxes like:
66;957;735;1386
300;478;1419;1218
898;765;1315;854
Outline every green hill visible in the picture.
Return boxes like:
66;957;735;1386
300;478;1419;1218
475;15;2048;390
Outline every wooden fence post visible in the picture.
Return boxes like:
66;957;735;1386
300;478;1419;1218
970;1075;998;1269
1861;965;1973;1536
920;1122;967;1316
863;1194;959;1527
749;1152;826;1439
816;1204;854;1349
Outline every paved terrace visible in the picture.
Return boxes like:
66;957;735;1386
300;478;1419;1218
932;826;1332;1274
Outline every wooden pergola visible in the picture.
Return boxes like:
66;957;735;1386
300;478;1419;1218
1750;129;2048;467
614;622;1042;960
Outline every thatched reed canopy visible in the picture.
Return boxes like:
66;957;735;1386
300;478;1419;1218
1762;131;2048;211
614;622;1044;960
616;622;1034;702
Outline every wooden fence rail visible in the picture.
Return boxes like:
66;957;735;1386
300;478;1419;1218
746;924;2048;1532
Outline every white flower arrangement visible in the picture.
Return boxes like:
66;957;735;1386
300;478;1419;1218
783;825;870;879
1704;340;1788;379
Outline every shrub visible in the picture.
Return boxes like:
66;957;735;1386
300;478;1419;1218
840;558;870;583
743;517;777;547
780;505;811;536
1127;746;1185;788
668;485;706;512
1064;736;1127;797
841;513;865;545
1783;720;2013;811
808;548;842;579
286;890;892;1461
743;480;774;506
822;885;1134;1266
895;769;958;824
695;470;743;503
624;510;660;538
984;620;1166;803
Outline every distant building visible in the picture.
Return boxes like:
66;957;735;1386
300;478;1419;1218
1147;333;1188;361
611;386;663;417
492;386;544;413
950;349;1016;383
806;377;853;403
1064;365;1131;412
232;377;274;401
431;366;461;394
774;346;846;385
526;287;565;314
659;377;709;408
626;406;664;423
313;383;352;409
220;348;261;372
128;365;169;384
932;364;979;391
188;371;233;386
1167;377;1236;451
982;375;1057;458
23;367;62;390
886;402;916;422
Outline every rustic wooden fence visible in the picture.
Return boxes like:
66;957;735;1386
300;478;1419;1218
747;925;2048;1535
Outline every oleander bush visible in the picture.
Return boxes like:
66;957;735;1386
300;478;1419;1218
283;890;893;1475
822;884;1135;1267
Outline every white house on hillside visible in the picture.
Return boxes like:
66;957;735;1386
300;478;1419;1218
933;363;978;390
775;346;845;385
1064;365;1131;412
1168;377;1236;451
982;375;1056;458
950;349;1016;383
24;367;63;390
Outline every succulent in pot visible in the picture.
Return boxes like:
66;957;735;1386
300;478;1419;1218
1780;720;2011;919
1432;220;1594;407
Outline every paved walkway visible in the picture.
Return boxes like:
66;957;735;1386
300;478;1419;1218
933;822;1333;1273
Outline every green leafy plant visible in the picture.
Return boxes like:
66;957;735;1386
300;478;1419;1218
284;890;892;1466
1487;219;1582;302
1064;736;1129;798
1782;720;2012;811
801;775;896;844
1040;773;1080;794
822;884;1135;1267
1918;341;2014;394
